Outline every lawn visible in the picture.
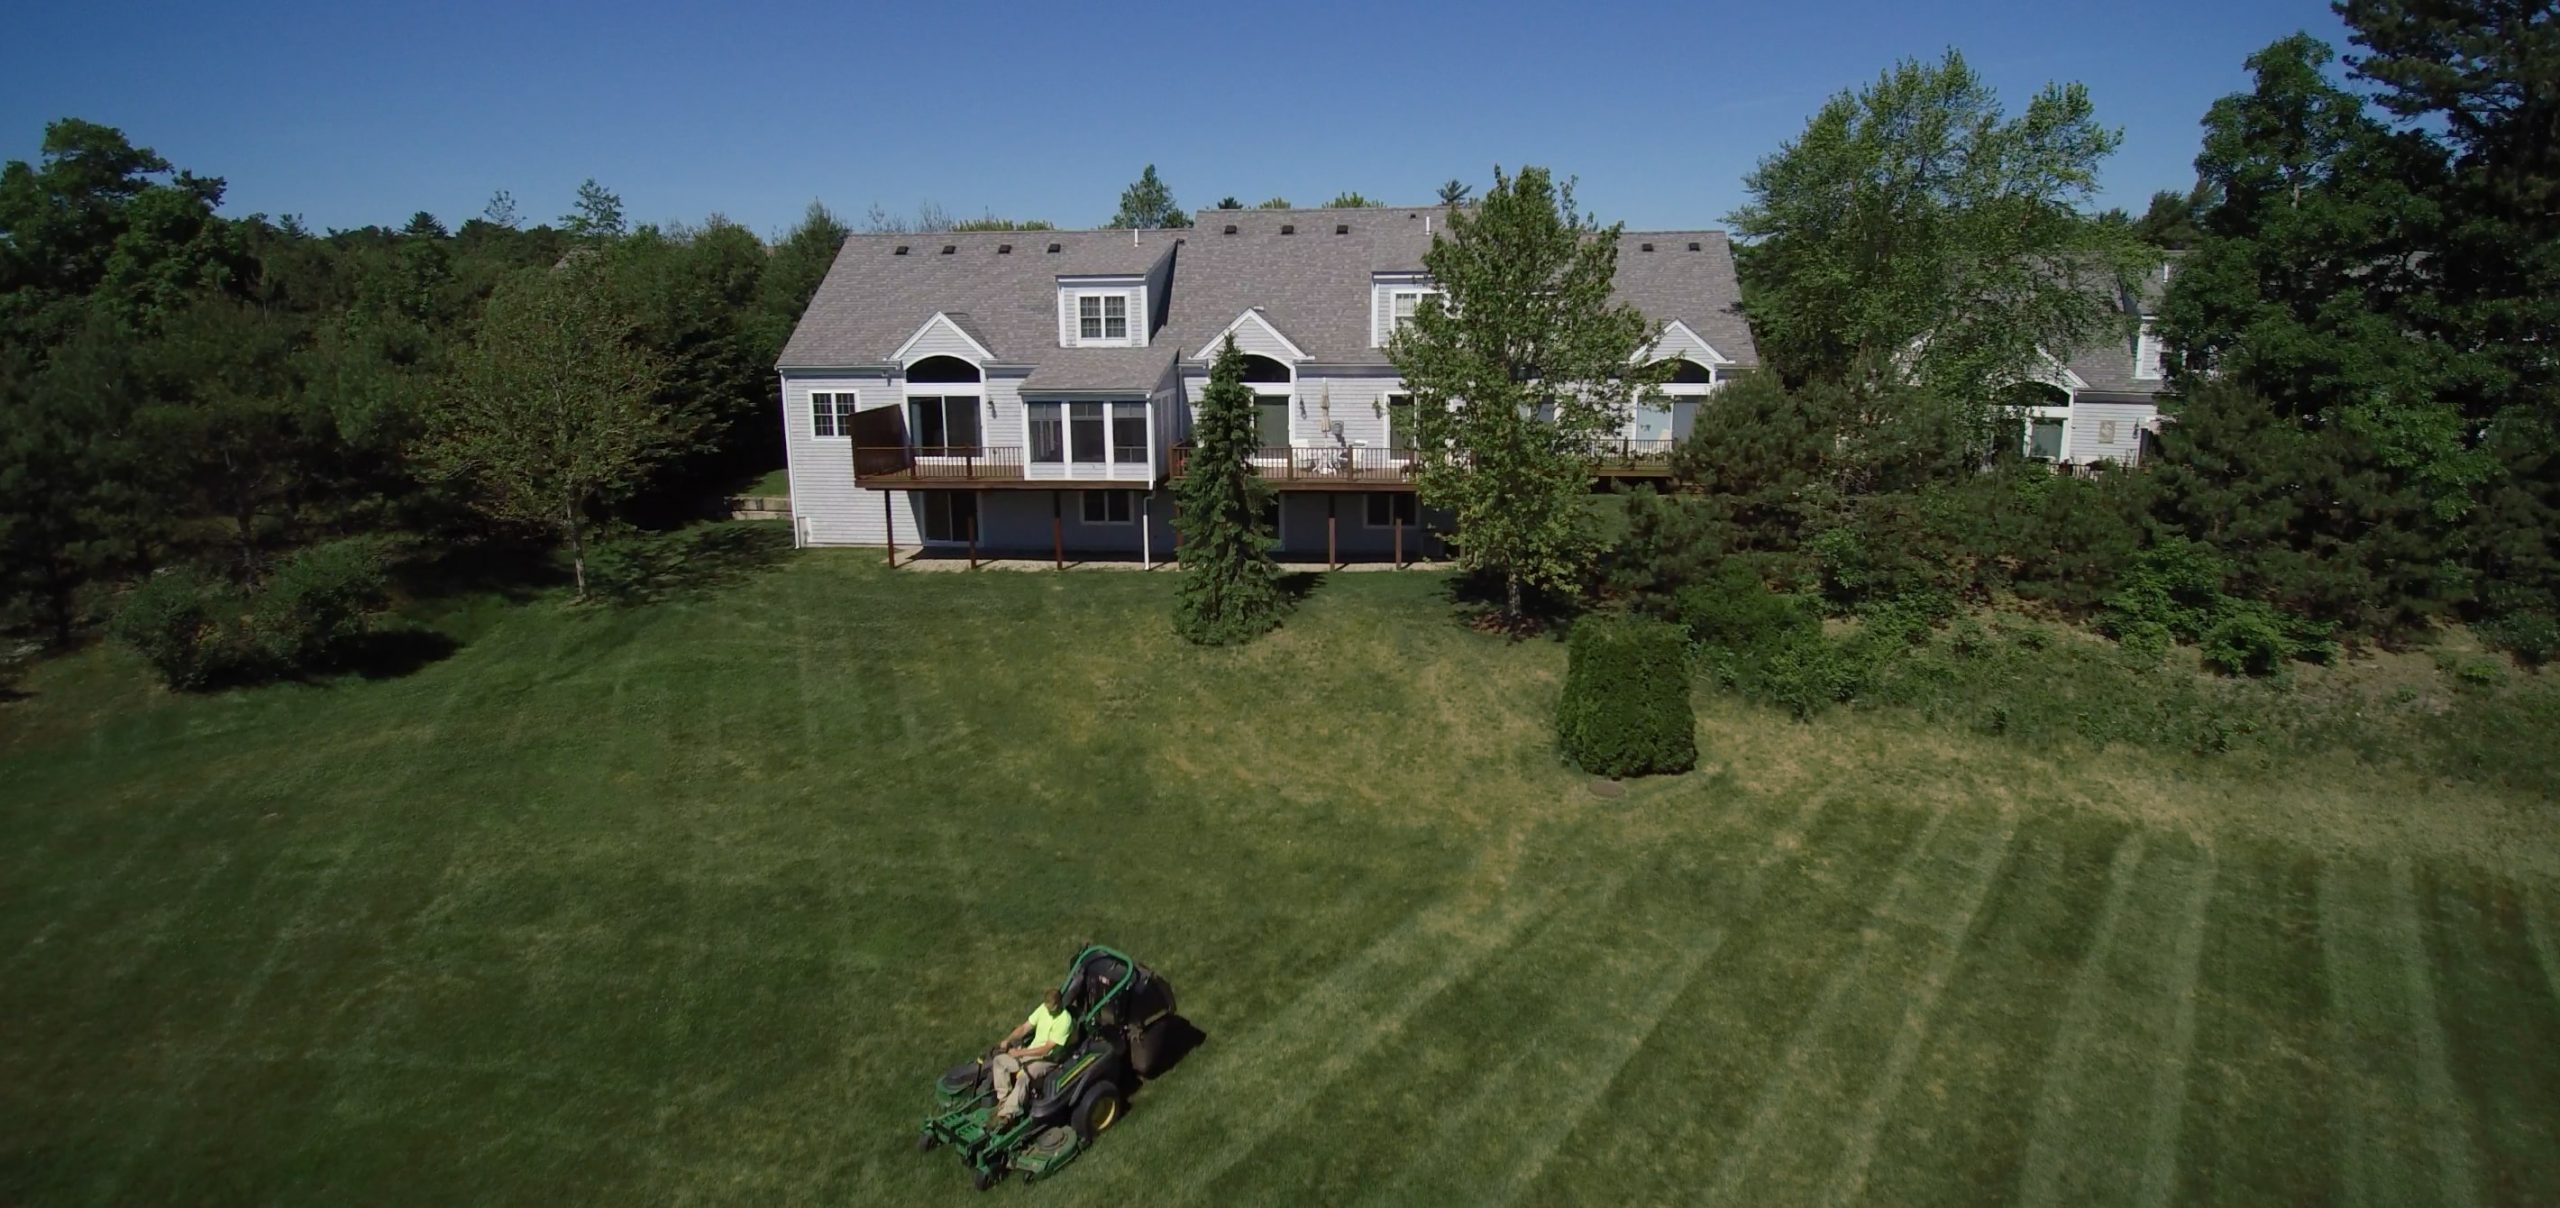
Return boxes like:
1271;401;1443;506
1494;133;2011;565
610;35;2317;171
4;535;2558;1205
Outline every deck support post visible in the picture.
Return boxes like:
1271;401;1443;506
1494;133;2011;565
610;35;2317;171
1326;494;1338;570
967;501;978;571
884;491;896;568
1141;494;1153;571
1051;490;1064;570
1393;507;1403;569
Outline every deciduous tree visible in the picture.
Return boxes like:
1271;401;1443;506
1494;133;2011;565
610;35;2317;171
1390;167;1665;625
425;256;683;598
1108;165;1190;229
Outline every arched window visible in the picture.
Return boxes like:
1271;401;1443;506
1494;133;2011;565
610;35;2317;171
1665;359;1714;385
1638;359;1718;446
1241;355;1293;450
905;356;984;454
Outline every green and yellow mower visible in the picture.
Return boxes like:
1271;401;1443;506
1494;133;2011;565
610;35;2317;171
917;945;1181;1191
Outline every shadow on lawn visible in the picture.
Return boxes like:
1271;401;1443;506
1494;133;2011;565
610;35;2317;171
589;524;795;606
1440;568;1583;640
344;626;462;680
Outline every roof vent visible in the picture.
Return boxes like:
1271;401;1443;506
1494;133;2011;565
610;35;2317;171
1223;224;1238;235
893;245;909;255
1640;242;1655;253
1280;223;1295;235
997;243;1012;254
940;244;956;255
1335;223;1349;235
1691;242;1704;252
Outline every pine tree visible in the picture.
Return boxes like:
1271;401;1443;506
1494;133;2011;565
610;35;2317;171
1173;336;1284;644
1108;165;1190;229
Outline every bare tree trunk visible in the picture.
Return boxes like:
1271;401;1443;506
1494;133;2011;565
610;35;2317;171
565;498;588;600
1505;572;1524;624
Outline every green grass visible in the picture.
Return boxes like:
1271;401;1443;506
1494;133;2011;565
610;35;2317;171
4;538;2558;1205
742;467;791;498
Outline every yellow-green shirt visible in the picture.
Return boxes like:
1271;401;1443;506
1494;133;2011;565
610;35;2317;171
1025;1004;1073;1050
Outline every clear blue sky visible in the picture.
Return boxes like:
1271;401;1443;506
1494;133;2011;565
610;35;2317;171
3;0;2355;238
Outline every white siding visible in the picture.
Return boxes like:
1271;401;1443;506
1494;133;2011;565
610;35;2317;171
783;372;907;546
2068;398;2154;465
898;316;987;364
1057;282;1144;349
1221;313;1300;362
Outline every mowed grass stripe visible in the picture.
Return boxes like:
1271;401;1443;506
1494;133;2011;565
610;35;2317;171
2385;860;2483;1207
2176;845;2338;1203
1830;809;2129;1207
2011;831;2150;1208
1466;795;1845;1206
2423;870;2560;1204
2134;845;2219;1208
2320;857;2480;1208
1702;805;2011;1203
1147;878;1586;1200
2528;886;2560;1027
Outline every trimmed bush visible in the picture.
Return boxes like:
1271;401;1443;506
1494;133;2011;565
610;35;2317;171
1673;561;1819;653
249;538;391;671
1556;615;1698;777
109;569;246;690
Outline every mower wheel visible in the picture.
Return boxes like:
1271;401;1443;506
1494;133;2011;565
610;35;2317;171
973;1168;1000;1192
916;1131;939;1153
1071;1080;1124;1142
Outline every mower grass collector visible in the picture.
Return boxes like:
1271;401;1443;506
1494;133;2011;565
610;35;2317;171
917;945;1180;1191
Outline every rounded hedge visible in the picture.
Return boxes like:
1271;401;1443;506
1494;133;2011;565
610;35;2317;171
1556;614;1698;778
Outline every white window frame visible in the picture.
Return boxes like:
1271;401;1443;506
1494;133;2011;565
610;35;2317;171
1061;284;1142;348
1383;287;1441;345
810;391;853;438
2024;410;2072;462
1079;490;1138;526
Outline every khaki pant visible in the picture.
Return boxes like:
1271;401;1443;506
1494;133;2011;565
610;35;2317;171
989;1053;1055;1121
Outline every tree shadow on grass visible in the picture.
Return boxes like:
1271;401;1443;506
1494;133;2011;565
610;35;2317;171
343;625;462;680
1277;572;1325;607
392;535;566;605
589;523;795;606
1439;568;1584;641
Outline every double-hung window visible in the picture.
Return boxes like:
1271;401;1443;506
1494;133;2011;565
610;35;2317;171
1077;294;1129;342
907;395;982;456
1080;491;1136;525
1387;289;1441;340
811;392;852;437
1029;402;1064;464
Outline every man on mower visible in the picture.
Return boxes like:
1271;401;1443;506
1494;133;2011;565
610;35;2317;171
988;987;1074;1127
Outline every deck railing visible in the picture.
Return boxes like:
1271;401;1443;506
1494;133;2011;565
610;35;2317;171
1586;437;1678;467
852;445;1028;484
1169;444;1420;484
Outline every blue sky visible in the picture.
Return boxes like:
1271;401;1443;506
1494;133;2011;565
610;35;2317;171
4;0;2355;238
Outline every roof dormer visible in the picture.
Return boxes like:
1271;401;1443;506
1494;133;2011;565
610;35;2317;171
1058;275;1146;349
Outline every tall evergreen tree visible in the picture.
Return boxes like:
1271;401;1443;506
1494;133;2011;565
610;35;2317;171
1173;337;1284;644
1390;167;1664;625
1436;179;1473;205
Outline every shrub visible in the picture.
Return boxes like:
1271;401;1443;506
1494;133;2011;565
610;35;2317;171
2198;602;2292;677
2103;539;2227;643
1673;562;1820;653
248;538;391;672
2479;607;2559;667
110;569;247;690
1556;615;1698;777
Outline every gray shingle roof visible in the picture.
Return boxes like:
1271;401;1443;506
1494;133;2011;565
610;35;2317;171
777;209;1761;386
777;229;1179;386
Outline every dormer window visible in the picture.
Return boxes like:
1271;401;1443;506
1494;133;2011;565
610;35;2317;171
1079;294;1128;342
1060;279;1145;348
2135;319;2165;380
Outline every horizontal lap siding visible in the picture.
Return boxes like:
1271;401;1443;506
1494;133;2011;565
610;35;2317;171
1300;373;1398;449
2069;399;2154;464
971;490;1173;555
783;373;903;545
1273;496;1448;557
1221;316;1299;362
901;320;986;364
